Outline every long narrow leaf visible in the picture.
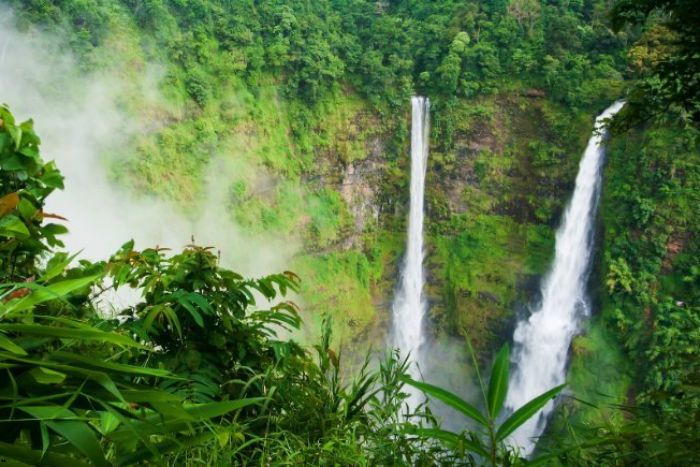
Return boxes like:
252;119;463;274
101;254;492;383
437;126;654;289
401;376;488;426
44;420;107;467
496;384;565;442
416;427;489;457
0;323;142;348
0;441;91;467
487;344;510;419
51;351;172;377
3;275;99;314
0;331;27;355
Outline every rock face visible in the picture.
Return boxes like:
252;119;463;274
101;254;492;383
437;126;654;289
229;91;599;354
416;95;592;354
339;137;384;249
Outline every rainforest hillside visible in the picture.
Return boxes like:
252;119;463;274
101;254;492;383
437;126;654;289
3;0;627;349
0;0;698;464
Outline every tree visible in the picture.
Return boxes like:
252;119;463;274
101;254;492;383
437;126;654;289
610;0;700;126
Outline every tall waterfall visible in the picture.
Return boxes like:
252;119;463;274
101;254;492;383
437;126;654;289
392;96;430;409
504;101;624;455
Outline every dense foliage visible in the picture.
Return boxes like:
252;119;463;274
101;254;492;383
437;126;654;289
0;105;567;465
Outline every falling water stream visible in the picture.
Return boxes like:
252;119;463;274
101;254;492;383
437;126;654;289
504;101;624;455
391;96;430;410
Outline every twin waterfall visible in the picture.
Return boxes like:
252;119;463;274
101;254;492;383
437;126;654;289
504;101;624;455
391;96;430;410
390;98;622;444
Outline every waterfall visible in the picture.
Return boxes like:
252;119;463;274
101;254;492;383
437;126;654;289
504;101;624;455
391;96;430;410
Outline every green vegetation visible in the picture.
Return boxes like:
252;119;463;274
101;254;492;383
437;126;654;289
0;107;562;464
2;0;699;464
3;0;632;353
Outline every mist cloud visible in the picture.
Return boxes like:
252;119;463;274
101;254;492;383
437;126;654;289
0;9;297;278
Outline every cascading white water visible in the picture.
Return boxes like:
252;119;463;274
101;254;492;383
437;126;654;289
504;101;624;455
392;96;430;409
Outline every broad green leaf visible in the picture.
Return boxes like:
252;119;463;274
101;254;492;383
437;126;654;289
487;344;510;418
17;197;37;220
99;412;121;435
188;292;213;314
414;427;489;457
173;293;204;327
42;251;80;281
401;376;488;426
0;331;27;355
109;398;265;441
0;353;125;401
0;214;29;238
496;384;565;442
41;163;65;188
42;223;69;236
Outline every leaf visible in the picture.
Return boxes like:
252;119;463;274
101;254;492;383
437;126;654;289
414;427;489;457
487;344;510;419
496;384;565;442
188;292;213;315
0;323;142;349
0;192;19;217
0;331;27;355
0;214;29;238
29;367;67;384
3;275;99;314
173;293;204;327
17;197;38;220
0;440;91;467
41;165;65;188
51;351;172;378
184;397;265;420
42;252;80;281
19;406;78;421
401;376;488;426
44;420;107;467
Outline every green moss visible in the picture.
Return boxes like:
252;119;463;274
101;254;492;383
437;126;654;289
549;321;632;434
293;251;377;346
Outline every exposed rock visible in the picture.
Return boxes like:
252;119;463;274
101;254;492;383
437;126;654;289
339;138;384;248
523;88;546;98
478;291;501;305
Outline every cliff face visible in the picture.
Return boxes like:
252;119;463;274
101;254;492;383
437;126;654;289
255;91;600;353
0;6;608;354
